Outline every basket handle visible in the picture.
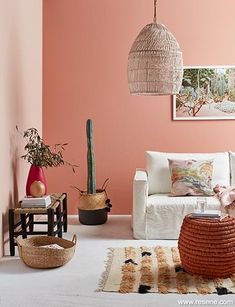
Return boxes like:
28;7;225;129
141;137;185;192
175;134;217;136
72;234;77;245
16;237;23;257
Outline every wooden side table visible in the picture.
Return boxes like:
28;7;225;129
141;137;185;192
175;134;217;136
9;193;67;256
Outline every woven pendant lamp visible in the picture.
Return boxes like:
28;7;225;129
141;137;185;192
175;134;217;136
127;0;183;95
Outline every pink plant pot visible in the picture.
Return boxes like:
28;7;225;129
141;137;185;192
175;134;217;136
26;165;47;196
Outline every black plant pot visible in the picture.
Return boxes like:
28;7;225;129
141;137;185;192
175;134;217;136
78;208;108;225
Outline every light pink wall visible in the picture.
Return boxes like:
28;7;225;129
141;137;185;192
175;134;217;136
43;0;235;214
0;0;42;256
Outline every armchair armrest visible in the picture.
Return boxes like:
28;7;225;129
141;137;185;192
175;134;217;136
132;169;148;239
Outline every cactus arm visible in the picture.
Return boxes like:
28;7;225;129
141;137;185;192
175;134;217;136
86;119;96;194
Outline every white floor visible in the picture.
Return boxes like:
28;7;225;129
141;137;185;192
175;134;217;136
0;215;234;307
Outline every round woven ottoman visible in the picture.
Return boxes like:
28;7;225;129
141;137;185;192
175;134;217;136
178;215;235;278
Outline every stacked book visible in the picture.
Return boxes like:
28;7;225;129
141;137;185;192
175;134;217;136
20;195;51;208
190;210;228;220
191;210;221;218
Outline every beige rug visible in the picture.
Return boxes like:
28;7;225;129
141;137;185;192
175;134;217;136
98;246;235;294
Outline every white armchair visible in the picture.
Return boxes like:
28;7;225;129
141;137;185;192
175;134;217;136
132;151;233;240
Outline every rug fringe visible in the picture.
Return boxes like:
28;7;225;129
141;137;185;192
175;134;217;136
96;248;115;292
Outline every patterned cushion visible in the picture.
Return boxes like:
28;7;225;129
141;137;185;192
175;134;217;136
168;159;214;196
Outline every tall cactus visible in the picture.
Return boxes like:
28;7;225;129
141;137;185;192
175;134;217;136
86;119;96;194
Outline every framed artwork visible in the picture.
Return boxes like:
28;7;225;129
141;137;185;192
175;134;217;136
173;66;235;120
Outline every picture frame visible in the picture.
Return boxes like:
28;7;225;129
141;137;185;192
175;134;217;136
173;66;235;120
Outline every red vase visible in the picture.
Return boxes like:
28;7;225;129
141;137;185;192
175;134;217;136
26;165;47;196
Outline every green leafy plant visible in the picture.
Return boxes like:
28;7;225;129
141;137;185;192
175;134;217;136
17;126;77;172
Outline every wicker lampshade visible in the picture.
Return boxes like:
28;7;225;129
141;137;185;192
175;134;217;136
127;1;183;95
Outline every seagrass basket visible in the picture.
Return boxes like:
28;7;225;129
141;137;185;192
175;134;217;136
17;235;77;269
78;189;107;210
77;189;110;225
178;215;235;278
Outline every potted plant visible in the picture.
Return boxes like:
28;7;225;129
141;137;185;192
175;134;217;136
73;119;112;225
17;126;77;197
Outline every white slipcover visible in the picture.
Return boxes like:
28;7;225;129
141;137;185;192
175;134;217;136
229;151;235;185
133;151;234;240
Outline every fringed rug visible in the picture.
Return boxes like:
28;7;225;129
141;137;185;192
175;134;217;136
98;246;235;294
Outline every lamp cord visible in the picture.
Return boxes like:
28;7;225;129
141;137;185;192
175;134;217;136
153;0;157;23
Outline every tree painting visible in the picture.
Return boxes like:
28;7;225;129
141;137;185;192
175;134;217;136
174;67;235;120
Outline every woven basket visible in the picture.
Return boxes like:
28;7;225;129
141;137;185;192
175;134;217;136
127;23;183;95
178;215;235;278
78;189;107;210
17;235;77;269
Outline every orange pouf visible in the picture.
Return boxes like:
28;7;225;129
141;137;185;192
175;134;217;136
178;215;235;278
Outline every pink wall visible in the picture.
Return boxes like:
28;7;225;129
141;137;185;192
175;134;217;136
43;0;235;214
0;0;42;256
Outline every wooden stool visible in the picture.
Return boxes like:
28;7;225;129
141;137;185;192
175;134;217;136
9;193;67;256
